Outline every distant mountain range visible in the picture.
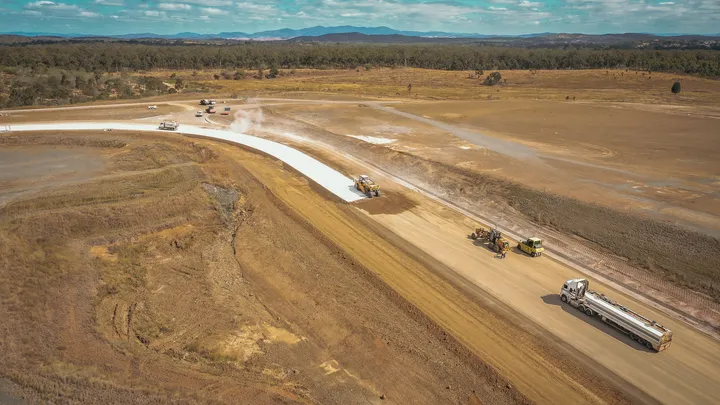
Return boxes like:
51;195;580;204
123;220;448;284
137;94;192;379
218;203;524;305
4;26;719;40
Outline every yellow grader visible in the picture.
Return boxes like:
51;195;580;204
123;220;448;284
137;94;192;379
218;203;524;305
471;227;509;255
487;228;510;254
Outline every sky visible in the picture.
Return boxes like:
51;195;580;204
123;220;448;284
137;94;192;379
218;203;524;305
0;0;718;36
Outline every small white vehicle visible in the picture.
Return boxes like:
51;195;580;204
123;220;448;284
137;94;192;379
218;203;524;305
195;110;203;117
208;99;217;105
159;120;179;131
147;105;158;110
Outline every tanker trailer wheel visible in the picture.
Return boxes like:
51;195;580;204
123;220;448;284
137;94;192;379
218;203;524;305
644;341;654;350
584;308;594;316
560;295;568;303
638;337;647;346
578;305;585;313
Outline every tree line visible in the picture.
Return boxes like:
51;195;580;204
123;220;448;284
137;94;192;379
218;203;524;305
1;42;719;78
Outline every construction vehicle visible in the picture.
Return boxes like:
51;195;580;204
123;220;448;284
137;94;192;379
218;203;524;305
221;107;231;116
487;228;509;254
518;237;544;257
470;227;488;240
206;106;216;114
195;110;203;117
354;175;380;198
159;120;179;131
560;279;673;351
200;99;209;105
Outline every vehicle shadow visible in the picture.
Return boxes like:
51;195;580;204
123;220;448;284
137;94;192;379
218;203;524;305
347;185;369;198
541;294;655;353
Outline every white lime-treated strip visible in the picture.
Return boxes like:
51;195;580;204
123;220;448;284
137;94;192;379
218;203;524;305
8;122;365;203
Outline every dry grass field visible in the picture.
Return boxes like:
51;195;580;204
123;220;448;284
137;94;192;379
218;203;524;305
156;68;720;106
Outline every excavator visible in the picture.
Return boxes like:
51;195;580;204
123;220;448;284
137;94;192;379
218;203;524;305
354;175;380;198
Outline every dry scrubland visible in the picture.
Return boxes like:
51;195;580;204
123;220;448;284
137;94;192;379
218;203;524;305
170;67;720;106
0;132;534;404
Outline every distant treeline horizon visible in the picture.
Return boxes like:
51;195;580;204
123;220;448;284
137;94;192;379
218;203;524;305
1;43;719;78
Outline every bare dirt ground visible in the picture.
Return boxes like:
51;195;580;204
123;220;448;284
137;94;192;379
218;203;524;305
0;105;186;124
0;131;531;405
3;68;720;405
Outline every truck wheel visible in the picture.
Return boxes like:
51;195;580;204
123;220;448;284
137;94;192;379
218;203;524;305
645;341;654;350
629;333;637;340
375;190;380;197
638;337;647;346
585;308;593;316
578;305;585;313
560;295;568;303
471;233;477;240
531;252;537;257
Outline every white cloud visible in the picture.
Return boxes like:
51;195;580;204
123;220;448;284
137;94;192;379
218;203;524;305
517;0;543;7
165;0;232;6
200;7;223;14
235;1;275;12
94;0;124;6
144;10;161;16
111;14;119;18
26;1;62;8
158;3;192;10
24;0;105;19
659;1;674;3
489;6;508;11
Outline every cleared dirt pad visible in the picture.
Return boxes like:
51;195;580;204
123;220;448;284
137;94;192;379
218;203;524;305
0;146;107;207
0;132;522;404
0;105;185;123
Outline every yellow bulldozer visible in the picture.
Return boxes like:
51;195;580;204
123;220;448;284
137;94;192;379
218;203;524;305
355;175;380;198
518;237;544;257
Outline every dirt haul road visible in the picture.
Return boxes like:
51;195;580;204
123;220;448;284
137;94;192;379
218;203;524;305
247;122;720;405
7;115;720;404
369;198;720;405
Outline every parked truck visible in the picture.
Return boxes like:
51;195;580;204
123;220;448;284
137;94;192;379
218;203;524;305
560;278;673;351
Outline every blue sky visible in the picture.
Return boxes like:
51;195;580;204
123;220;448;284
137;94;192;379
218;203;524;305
0;0;718;35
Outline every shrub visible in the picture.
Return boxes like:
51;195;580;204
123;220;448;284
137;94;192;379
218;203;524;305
671;81;681;94
483;71;502;86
